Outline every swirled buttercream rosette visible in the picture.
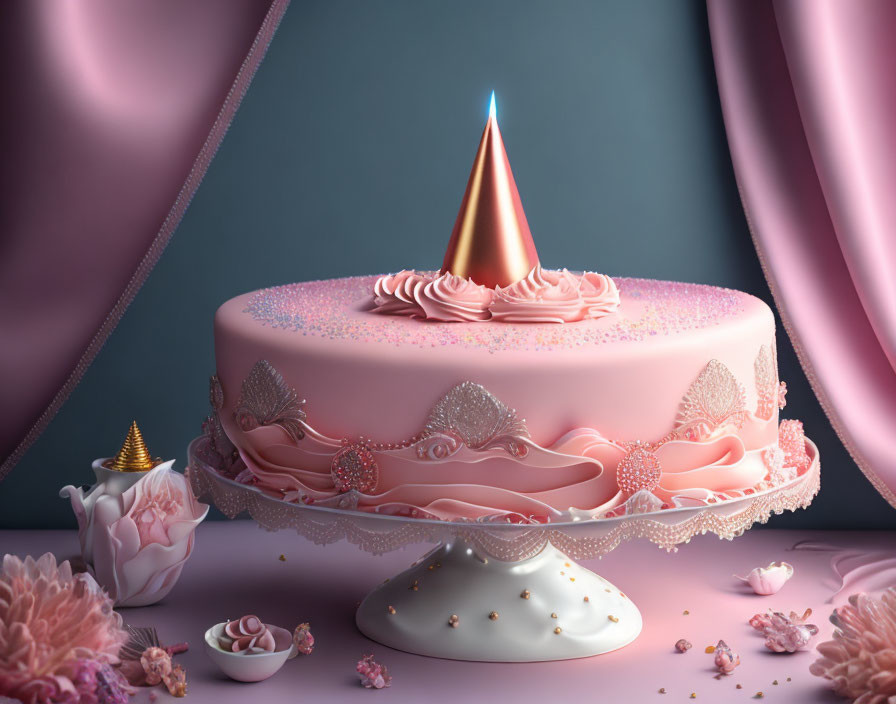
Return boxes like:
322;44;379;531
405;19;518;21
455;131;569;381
416;273;494;321
490;267;587;323
372;270;427;317
371;265;620;323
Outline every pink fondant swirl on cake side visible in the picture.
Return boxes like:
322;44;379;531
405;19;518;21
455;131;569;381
370;266;620;323
227;418;778;523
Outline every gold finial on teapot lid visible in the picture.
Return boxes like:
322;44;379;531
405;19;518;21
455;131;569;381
105;421;160;472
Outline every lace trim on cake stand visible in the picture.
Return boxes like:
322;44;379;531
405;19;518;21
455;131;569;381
187;435;819;561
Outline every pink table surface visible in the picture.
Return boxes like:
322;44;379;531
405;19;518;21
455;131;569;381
2;523;889;703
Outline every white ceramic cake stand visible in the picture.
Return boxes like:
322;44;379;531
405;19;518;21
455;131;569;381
187;435;820;662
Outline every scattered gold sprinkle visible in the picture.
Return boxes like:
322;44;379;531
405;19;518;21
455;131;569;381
605;588;612;593
705;645;716;654
551;612;558;619
387;605;396;615
773;680;778;686
620;592;626;598
570;577;576;582
584;596;590;602
786;677;791;682
489;611;499;621
608;614;619;623
690;693;696;699
683;610;690;615
278;554;286;562
521;590;530;599
565;562;571;567
736;684;743;689
755;693;764;699
409;580;419;591
428;564;435;571
560;571;565;576
554;627;562;634
658;688;666;694
448;614;458;628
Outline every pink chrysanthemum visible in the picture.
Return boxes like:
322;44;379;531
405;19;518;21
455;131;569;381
811;589;896;704
0;553;128;704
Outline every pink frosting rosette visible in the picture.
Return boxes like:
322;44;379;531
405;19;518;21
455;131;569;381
87;462;209;607
417;273;494;321
372;270;427;317
490;266;588;323
371;266;620;323
219;615;276;654
579;271;620;316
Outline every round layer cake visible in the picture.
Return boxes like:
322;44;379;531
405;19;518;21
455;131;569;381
208;275;804;523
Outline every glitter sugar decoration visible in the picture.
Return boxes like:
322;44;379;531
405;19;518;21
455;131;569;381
331;442;378;494
778;420;810;474
754;345;778;421
676;359;747;440
233;360;307;444
616;443;662;496
240;276;748;354
424;381;530;457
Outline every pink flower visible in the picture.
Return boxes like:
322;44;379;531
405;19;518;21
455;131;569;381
675;639;692;653
165;665;187;698
778;419;810;474
749;608;818;653
89;463;208;606
713;640;740;674
140;647;172;686
735;561;794;595
70;659;133;704
357;654;391;689
811;589;896;704
219;615;275;654
138;646;187;697
293;623;314;655
0;553;128;704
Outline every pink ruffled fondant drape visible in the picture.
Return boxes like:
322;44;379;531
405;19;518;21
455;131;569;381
0;0;289;479
708;0;896;508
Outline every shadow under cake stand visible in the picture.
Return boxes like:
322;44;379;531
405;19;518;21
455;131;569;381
187;435;819;663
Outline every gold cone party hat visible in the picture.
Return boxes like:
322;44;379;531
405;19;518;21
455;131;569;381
441;92;540;288
107;421;159;472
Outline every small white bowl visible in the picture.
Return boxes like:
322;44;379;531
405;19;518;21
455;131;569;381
204;622;297;682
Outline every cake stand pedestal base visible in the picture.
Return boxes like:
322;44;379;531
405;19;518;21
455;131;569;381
356;539;641;662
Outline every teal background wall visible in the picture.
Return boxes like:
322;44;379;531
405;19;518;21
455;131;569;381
3;0;893;529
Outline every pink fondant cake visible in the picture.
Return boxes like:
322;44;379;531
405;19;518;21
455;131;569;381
203;96;809;524
208;274;798;522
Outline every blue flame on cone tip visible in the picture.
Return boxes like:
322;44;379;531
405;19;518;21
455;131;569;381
489;91;496;120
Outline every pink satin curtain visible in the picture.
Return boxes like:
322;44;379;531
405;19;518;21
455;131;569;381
0;0;288;479
708;0;896;507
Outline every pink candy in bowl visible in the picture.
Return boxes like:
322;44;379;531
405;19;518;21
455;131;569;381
204;616;296;682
